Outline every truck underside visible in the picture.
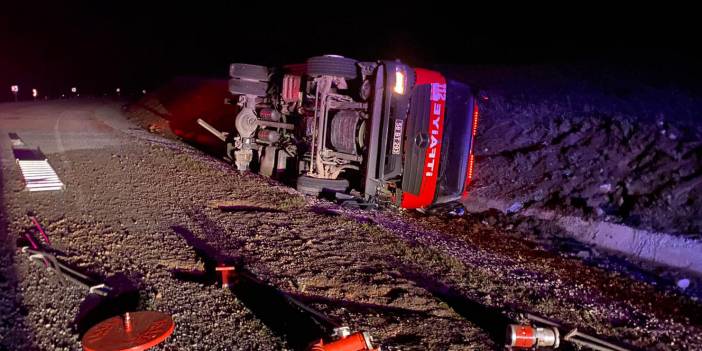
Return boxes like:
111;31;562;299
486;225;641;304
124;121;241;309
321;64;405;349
195;56;479;210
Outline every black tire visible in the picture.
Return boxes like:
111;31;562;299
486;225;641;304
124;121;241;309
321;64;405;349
296;175;349;196
229;63;270;81
228;78;268;96
306;56;358;79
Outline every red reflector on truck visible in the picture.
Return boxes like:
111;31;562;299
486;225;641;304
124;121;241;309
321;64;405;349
471;102;479;136
463;99;479;197
468;154;475;181
282;75;301;103
462;153;475;197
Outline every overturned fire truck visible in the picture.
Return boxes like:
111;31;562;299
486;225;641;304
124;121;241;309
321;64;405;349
197;55;479;210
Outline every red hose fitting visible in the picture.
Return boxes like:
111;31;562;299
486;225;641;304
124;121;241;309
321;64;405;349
215;265;237;288
506;324;560;349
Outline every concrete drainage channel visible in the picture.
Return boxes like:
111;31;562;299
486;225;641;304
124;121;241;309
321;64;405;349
463;197;702;297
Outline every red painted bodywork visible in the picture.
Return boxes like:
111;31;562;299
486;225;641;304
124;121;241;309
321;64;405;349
132;77;237;152
400;68;447;209
309;332;376;351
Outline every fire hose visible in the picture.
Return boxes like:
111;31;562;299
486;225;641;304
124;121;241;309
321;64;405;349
21;247;113;296
20;216;175;350
20;216;112;297
309;327;377;351
215;263;378;351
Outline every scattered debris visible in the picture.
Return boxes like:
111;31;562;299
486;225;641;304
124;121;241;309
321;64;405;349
449;206;466;217
576;250;592;259
418;201;467;217
506;201;523;214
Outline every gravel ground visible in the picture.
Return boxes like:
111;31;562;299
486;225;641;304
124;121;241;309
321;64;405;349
1;102;701;350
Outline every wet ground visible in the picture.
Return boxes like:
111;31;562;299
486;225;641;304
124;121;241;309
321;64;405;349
1;100;701;350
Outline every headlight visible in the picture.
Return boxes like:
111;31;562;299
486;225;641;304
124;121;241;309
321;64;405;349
393;68;406;95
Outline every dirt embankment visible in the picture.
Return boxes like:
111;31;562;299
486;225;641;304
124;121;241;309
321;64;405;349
449;64;702;237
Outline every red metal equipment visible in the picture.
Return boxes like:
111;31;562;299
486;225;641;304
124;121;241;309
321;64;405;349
507;314;632;351
215;264;237;288
506;324;559;349
309;331;378;351
82;311;175;351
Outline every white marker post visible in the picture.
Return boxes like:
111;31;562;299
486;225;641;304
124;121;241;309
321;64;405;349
11;85;18;102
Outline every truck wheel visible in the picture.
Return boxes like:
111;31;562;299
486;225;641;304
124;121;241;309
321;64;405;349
306;56;358;79
296;175;349;196
229;63;270;81
228;78;268;96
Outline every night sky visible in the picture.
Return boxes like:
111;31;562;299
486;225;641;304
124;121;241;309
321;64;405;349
1;3;699;102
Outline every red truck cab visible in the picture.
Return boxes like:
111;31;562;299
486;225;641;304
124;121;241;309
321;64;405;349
362;61;479;209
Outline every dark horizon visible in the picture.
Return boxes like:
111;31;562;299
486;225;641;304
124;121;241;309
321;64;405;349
2;3;700;102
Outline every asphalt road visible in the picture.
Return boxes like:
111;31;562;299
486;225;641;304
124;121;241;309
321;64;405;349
0;99;131;159
1;99;701;350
